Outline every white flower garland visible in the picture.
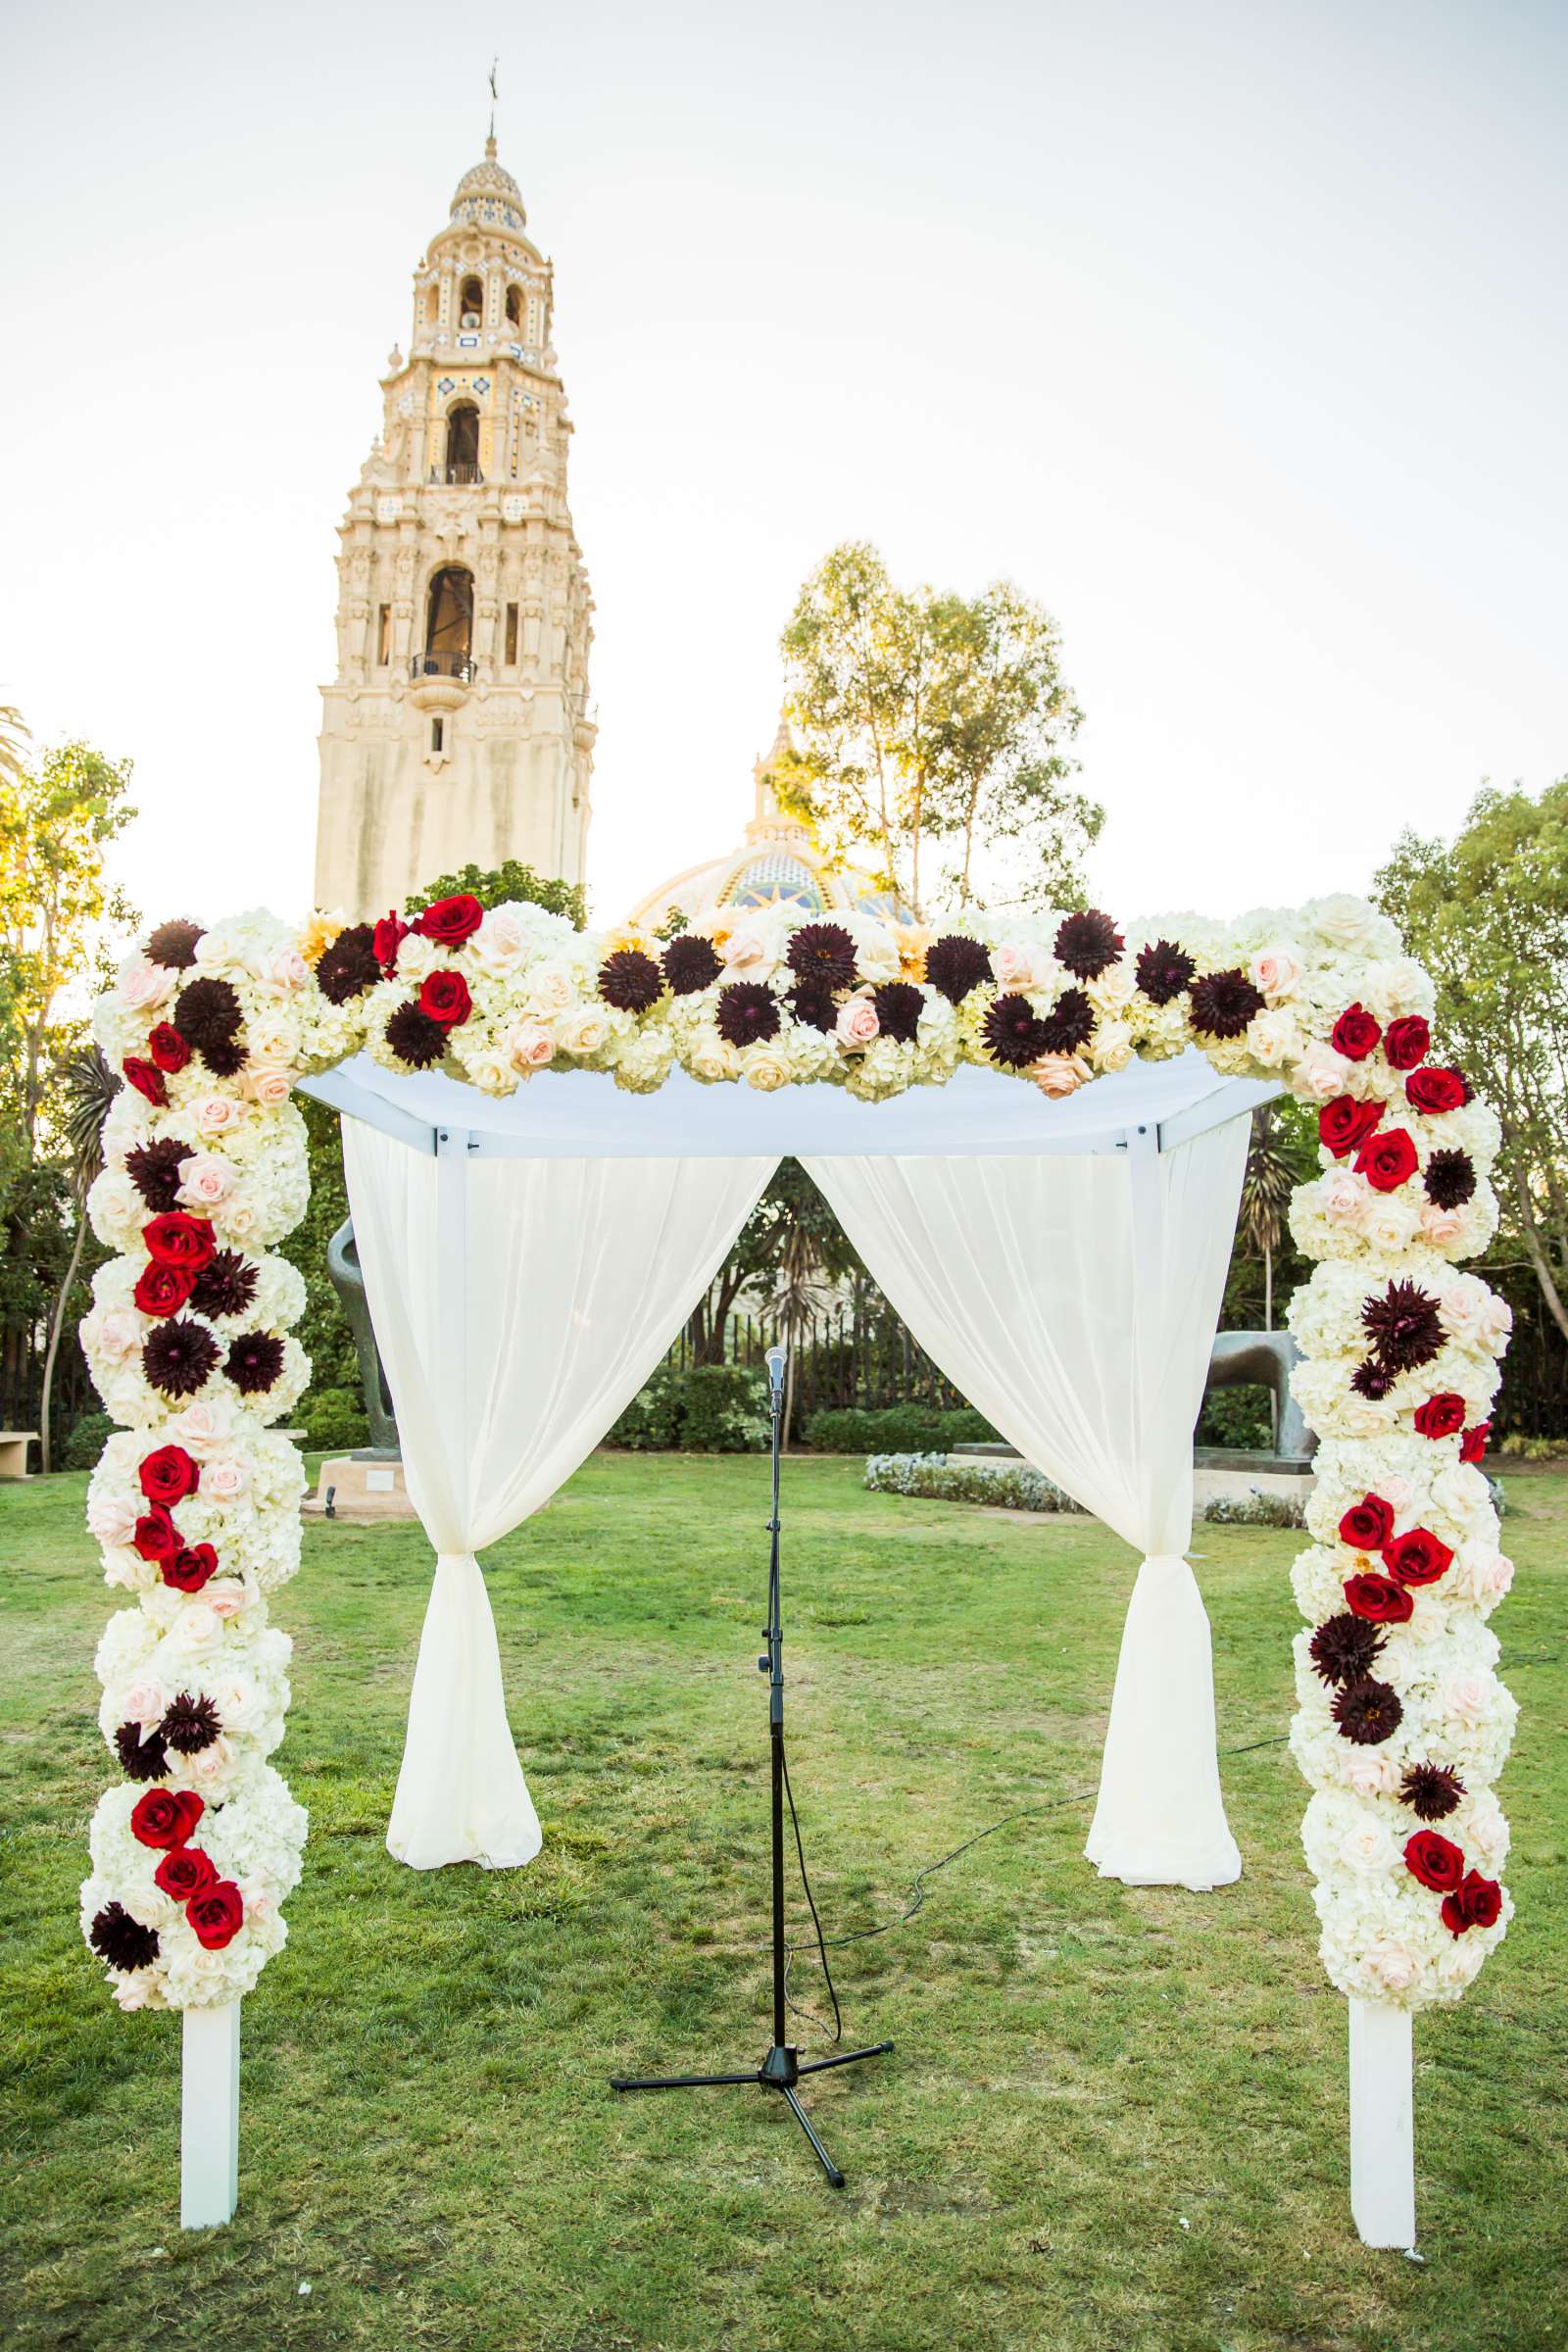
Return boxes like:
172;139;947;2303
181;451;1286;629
78;890;1515;2013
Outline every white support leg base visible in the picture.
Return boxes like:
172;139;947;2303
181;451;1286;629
1348;1997;1415;2249
181;1999;240;2230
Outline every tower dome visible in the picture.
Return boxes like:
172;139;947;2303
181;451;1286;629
627;718;913;929
450;136;527;233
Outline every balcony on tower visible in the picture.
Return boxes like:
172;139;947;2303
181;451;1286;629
409;565;474;710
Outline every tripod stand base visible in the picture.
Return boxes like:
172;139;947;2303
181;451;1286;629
610;2040;894;2189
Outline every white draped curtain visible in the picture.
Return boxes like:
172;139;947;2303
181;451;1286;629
805;1118;1250;1890
344;1121;775;1869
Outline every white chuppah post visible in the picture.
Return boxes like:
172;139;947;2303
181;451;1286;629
1348;1998;1416;2249
180;2000;240;2229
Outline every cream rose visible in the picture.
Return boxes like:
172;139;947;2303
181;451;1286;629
557;1005;610;1057
741;1043;792;1093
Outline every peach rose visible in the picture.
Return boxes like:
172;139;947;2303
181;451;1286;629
835;997;880;1051
241;1063;293;1108
505;1017;556;1073
1030;1052;1092;1099
1420;1200;1467;1249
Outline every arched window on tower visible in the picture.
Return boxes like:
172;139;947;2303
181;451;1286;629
420;566;474;679
460;274;484;327
443;403;480;484
505;284;523;330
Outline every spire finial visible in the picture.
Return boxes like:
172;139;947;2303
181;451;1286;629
487;57;499;155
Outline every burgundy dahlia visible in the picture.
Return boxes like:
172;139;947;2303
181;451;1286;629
162;1691;222;1756
786;922;858;992
598;949;664;1013
314;923;381;1004
142;1317;221;1400
1135;940;1197;1006
870;981;924;1044
172;976;243;1056
789;983;838;1033
1039;987;1095;1055
924;935;993;1004
1054;908;1123;980
1331;1676;1403;1745
199;1034;249;1080
88;1901;161;1972
1307;1612;1385;1688
1362;1278;1445;1375
145;918;205;971
124;1137;190;1214
1188;967;1266;1040
1424;1150;1477;1211
225;1332;285;1396
115;1721;170;1782
1349;1358;1396;1401
384;1003;449;1069
662;934;723;995
714;982;781;1048
189;1250;260;1322
1398;1762;1466;1822
982;994;1053;1070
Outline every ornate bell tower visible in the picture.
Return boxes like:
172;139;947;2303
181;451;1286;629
313;135;595;917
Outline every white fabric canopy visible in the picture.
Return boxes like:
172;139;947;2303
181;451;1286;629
805;1117;1250;1889
343;1120;773;1867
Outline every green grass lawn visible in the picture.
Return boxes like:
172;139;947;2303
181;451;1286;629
2;1453;1565;2352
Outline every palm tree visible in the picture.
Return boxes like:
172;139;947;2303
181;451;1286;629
0;703;29;788
38;1044;118;1471
1239;1101;1295;1333
763;1217;838;1449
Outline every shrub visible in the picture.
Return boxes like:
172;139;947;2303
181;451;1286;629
680;1365;770;1452
302;1385;371;1453
60;1412;114;1472
1196;1384;1274;1451
611;1366;685;1451
607;1364;770;1452
805;1404;999;1453
863;1451;1073;1513
1201;1489;1305;1528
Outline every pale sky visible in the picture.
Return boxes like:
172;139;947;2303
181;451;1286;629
2;0;1562;933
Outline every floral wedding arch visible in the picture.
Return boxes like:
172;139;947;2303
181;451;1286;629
76;888;1516;2234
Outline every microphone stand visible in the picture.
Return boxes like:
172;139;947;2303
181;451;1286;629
610;1345;893;2188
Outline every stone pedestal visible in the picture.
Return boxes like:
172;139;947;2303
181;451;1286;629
303;1450;417;1524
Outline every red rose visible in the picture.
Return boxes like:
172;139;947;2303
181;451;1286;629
1318;1095;1384;1159
187;1879;245;1950
132;1504;180;1562
129;1788;205;1850
1343;1571;1414;1625
163;1543;219;1592
1331;1004;1382;1061
123;1055;168;1106
1459;1421;1492;1466
1412;1393;1466;1441
1406;1066;1468;1114
1338;1494;1396;1551
143;1210;216;1271
372;910;409;973
1441;1869;1503;1936
148;1022;192;1074
153;1846;219;1902
1384;1016;1432;1071
1354;1128;1418;1194
1403;1830;1465;1893
134;1260;197;1318
418;969;473;1029
1382;1527;1454;1588
139;1444;200;1504
414;893;485;947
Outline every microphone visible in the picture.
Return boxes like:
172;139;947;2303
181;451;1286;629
764;1345;787;1397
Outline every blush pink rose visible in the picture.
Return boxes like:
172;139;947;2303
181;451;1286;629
175;1154;238;1209
195;1094;246;1138
992;943;1047;994
1293;1042;1356;1102
240;1063;293;1107
121;1679;167;1736
1420;1200;1467;1248
835;997;880;1051
92;1308;142;1361
204;1457;249;1502
87;1494;144;1547
266;943;310;992
1321;1171;1362;1224
203;1579;251;1619
1250;946;1302;1000
170;1396;237;1455
720;927;774;977
505;1017;556;1073
119;956;176;1012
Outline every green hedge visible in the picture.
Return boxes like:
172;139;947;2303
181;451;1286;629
61;1411;115;1472
803;1404;999;1454
301;1385;371;1454
608;1364;770;1453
